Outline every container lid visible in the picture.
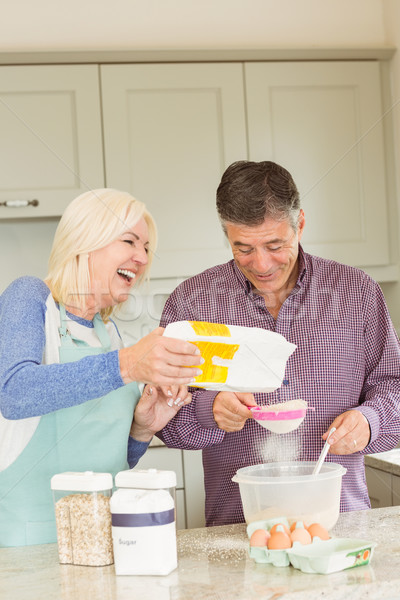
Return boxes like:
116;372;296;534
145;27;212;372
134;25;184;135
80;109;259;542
232;461;347;484
50;471;113;491
115;468;176;489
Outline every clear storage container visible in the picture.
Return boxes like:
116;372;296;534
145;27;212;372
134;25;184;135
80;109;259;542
232;461;346;530
51;471;113;566
111;468;177;575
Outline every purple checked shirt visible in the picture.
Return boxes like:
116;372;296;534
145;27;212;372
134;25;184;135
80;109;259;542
159;246;400;526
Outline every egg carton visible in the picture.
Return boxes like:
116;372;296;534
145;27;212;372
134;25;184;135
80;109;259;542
247;517;376;574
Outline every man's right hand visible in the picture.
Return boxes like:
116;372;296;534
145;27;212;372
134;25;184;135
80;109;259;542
213;391;257;432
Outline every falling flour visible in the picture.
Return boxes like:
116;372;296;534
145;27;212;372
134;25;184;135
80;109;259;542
256;429;302;464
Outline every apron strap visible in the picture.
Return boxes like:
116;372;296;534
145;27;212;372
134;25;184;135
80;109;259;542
93;313;112;349
58;303;75;347
58;304;112;351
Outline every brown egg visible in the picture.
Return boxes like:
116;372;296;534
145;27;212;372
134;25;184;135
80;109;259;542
267;527;291;550
290;520;308;532
270;522;290;536
249;528;270;547
307;523;330;540
290;527;312;545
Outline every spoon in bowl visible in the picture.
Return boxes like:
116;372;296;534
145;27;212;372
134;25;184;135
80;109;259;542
312;427;336;476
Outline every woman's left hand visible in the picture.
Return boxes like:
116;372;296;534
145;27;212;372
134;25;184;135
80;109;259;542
130;385;191;442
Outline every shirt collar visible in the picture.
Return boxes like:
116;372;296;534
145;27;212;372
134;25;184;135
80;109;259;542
297;244;308;285
232;260;252;292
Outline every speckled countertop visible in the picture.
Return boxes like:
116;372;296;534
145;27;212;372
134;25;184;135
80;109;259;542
365;450;400;477
2;507;400;600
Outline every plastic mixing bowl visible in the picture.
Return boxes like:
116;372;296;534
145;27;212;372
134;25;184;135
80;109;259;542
232;461;346;530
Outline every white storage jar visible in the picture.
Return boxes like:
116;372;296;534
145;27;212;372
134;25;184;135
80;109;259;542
50;471;113;566
111;468;177;575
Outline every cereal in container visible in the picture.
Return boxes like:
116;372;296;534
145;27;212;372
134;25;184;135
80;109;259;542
51;471;113;566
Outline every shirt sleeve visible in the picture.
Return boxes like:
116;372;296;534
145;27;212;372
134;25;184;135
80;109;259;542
355;276;400;453
0;277;125;420
127;436;150;468
158;288;226;450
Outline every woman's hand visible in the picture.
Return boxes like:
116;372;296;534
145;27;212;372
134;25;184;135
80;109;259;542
130;384;192;442
119;327;204;386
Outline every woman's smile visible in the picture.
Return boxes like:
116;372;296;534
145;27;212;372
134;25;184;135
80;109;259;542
117;268;137;284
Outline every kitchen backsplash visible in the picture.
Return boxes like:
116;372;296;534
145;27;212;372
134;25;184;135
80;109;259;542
0;218;59;293
112;277;186;345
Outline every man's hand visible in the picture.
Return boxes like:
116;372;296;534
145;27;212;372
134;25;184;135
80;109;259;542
130;384;192;442
212;391;257;432
322;410;371;454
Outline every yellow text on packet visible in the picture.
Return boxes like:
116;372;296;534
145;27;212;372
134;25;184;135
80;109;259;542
189;321;231;338
191;341;240;385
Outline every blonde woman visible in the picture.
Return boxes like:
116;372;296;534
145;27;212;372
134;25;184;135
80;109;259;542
0;189;202;547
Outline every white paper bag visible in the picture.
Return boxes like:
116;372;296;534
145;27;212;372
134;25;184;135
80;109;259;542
164;321;296;393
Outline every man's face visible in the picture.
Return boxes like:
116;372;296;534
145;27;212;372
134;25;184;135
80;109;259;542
225;210;305;300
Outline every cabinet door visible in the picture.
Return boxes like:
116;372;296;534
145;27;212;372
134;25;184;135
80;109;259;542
182;450;206;529
245;61;389;267
392;473;400;506
100;63;247;278
0;65;104;218
365;466;392;508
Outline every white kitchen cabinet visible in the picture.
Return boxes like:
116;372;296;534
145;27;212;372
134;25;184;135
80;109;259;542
365;452;400;508
182;450;206;529
0;65;104;219
365;465;393;508
100;63;247;278
245;61;389;269
0;60;394;280
392;473;400;506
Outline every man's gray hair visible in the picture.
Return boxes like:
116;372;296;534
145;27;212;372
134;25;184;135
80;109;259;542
216;160;301;231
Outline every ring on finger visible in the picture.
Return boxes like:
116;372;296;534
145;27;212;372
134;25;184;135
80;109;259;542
353;439;357;448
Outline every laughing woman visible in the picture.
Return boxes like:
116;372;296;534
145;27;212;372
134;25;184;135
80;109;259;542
0;189;202;547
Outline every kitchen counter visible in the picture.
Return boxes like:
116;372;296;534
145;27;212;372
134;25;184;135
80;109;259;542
1;506;400;600
365;450;400;477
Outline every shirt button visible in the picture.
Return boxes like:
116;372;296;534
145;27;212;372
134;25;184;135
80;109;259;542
283;379;289;385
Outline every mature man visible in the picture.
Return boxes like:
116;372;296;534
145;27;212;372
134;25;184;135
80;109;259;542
159;160;400;527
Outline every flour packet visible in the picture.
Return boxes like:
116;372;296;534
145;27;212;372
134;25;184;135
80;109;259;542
163;321;296;393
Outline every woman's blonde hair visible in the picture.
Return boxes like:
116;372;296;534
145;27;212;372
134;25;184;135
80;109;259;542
46;188;157;320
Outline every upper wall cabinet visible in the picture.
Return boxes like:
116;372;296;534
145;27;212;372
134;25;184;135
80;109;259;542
245;61;389;268
0;58;394;281
0;65;104;219
100;63;248;278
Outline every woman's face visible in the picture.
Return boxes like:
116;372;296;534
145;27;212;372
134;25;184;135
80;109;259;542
88;217;149;312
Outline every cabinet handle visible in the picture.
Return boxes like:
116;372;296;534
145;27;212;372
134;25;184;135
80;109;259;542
0;199;39;208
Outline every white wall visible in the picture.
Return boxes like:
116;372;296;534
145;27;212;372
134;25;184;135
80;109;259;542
0;0;387;51
0;0;399;331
